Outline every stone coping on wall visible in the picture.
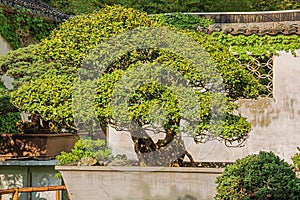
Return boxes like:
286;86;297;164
200;21;300;35
56;165;224;173
0;159;58;166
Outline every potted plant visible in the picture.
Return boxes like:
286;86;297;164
0;55;77;161
2;5;264;199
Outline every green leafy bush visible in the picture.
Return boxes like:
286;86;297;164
0;45;67;87
11;71;75;132
292;147;300;170
37;5;156;68
56;138;111;165
0;81;20;133
152;13;214;30
215;151;300;200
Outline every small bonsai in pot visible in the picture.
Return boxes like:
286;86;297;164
2;5;264;166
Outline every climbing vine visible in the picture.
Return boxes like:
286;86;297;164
151;13;214;30
0;8;57;49
211;32;300;61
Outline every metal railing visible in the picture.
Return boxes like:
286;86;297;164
0;185;67;200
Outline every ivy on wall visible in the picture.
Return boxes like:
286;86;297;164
151;13;214;30
211;32;300;61
0;8;57;49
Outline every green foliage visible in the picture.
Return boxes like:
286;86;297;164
0;8;56;49
215;151;300;200
185;31;264;98
0;45;69;87
211;32;300;61
56;138;111;165
37;5;156;68
0;81;20;133
9;5;262;144
48;0;300;15
203;0;300;12
10;71;75;132
49;0;102;15
48;0;207;15
292;147;300;170
151;13;214;30
0;112;20;134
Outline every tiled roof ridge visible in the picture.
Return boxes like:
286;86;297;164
0;0;69;22
187;10;300;23
197;21;300;36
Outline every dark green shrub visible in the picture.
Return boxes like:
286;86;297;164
215;151;300;200
0;81;20;133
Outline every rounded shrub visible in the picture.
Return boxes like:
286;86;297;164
215;151;300;200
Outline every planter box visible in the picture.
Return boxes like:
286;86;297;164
56;166;223;200
0;133;78;161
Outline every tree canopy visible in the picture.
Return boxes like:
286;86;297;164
2;5;264;166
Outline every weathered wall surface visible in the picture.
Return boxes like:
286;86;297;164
108;50;300;163
0;35;12;56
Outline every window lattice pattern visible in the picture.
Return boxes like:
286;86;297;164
235;56;273;97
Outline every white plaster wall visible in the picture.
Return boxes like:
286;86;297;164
107;50;300;164
0;35;12;56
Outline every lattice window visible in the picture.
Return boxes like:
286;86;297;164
235;55;273;98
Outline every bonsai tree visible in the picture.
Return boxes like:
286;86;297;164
215;151;300;200
5;5;263;166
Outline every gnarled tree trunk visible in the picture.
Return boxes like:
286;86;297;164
130;128;191;166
